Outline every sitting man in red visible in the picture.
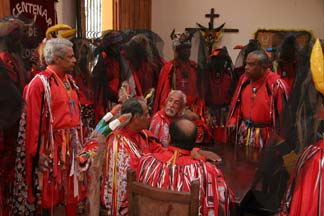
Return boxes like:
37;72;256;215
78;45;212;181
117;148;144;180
227;50;289;148
150;90;186;147
136;117;234;216
154;30;211;143
86;98;165;216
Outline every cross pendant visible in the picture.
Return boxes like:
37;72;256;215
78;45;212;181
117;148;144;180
69;99;76;116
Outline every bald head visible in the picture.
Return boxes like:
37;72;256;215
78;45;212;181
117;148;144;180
169;117;197;150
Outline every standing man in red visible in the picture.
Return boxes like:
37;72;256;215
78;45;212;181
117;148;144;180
12;38;86;215
154;30;211;143
227;50;289;148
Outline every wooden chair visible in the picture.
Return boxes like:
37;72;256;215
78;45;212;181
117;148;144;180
127;169;200;216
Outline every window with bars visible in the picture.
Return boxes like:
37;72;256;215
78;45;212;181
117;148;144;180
85;0;102;38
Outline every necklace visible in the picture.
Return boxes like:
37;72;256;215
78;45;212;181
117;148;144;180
251;72;269;98
51;70;77;116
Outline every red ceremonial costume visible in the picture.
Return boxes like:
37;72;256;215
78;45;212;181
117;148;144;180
273;60;296;90
126;60;158;97
74;74;95;138
12;66;86;215
0;50;27;214
154;59;198;109
280;140;324;216
136;146;234;216
0;52;27;92
206;67;234;144
0;59;24;215
154;59;211;143
96;127;164;215
204;47;235;143
94;52;122;122
149;109;172;147
227;70;289;148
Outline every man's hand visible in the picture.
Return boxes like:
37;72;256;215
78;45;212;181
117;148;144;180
191;148;202;160
198;149;222;163
118;81;131;104
38;153;52;172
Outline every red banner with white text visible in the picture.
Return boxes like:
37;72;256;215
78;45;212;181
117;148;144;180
10;0;56;66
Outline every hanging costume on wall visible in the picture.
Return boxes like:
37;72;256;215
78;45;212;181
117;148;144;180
205;47;235;143
0;18;26;215
92;30;129;122
122;33;164;98
271;35;297;91
0;60;24;215
72;38;96;138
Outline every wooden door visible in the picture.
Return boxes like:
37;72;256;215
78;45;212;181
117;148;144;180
0;0;11;18
114;0;151;30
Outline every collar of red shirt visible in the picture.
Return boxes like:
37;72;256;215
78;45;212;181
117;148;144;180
47;65;65;78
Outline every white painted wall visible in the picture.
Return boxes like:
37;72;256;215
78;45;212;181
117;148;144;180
152;0;324;61
56;0;76;27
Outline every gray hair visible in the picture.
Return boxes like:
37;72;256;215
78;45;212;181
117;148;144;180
44;38;73;65
168;90;187;106
249;50;269;67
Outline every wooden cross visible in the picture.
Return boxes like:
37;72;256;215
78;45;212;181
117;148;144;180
186;8;239;33
205;8;219;30
185;8;239;54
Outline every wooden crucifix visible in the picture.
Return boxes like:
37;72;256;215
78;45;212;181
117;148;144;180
186;8;239;53
205;8;219;30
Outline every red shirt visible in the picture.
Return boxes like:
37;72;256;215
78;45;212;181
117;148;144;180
241;71;272;123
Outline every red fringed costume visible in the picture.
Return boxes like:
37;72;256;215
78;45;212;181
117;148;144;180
136;145;234;216
74;74;95;138
0;52;27;92
0;50;26;215
227;70;289;148
206;67;234;144
149;109;172;147
273;60;296;90
88;127;164;215
12;66;86;215
280;140;324;216
127;60;157;97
